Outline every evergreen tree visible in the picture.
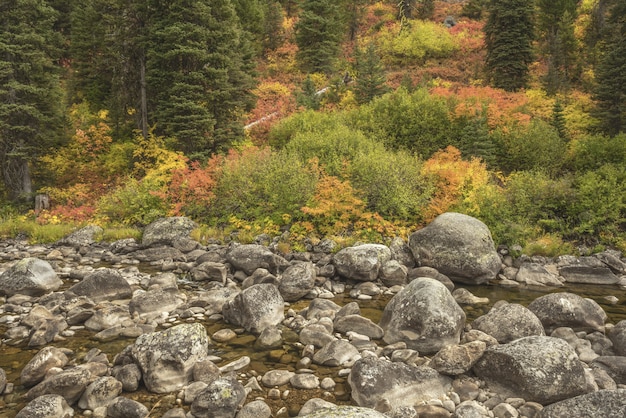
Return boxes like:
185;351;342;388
594;0;626;136
484;0;534;91
263;0;284;51
0;0;65;201
353;44;389;105
551;100;568;139
295;0;345;74
147;0;256;158
296;76;321;110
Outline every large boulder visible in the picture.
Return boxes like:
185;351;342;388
278;261;316;302
106;397;149;418
591;356;626;384
299;406;387;418
556;255;620;285
77;376;123;410
348;356;452;409
15;394;74;418
20;347;70;388
128;288;185;319
0;258;62;297
226;244;288;275
222;283;284;335
66;268;132;302
473;336;588;404
190;376;246;418
608;320;626;356
472;302;545;343
379;277;465;354
515;262;563;287
130;323;209;393
408;212;501;284
25;367;92;405
141;217;197;247
527;292;607;333
539;389;626;418
57;225;103;247
333;244;392;282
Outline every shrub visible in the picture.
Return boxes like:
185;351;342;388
268;110;347;148
566;133;626;171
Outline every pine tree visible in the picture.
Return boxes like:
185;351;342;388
484;0;534;91
263;0;284;51
594;0;626;136
296;76;321;110
147;0;256;158
295;0;345;75
353;44;389;105
0;0;65;201
551;100;568;139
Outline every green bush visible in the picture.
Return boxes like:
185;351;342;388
268;110;346;149
566;133;626;172
377;20;458;65
350;148;433;221
349;88;452;158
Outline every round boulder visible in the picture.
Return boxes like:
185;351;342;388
66;268;132;303
299;406;387;418
333;244;392;282
527;292;607;333
190;376;246;418
472;302;545;343
608;320;626;356
379;277;465;354
226;244;289;275
408;212;501;285
222;283;285;335
0;258;62;297
278;261;316;302
141;216;197;247
539;389;626;418
15;394;74;418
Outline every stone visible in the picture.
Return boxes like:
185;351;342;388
190;262;228;284
66;268;132;302
300;323;337;348
0;257;62;297
128;288;184;318
408;266;454;291
261;370;295;387
539;389;626;418
298;406;387;417
84;305;132;332
141;217;197;247
455;400;490;418
290;373;320;389
608;320;626;356
473;336;587;404
15;394;74;418
389;236;416;268
556;255;619;285
591;356;626;384
192;359;220;383
493;403;519;418
303;298;342;320
111;363;142;392
333;315;384;340
348;356;452;409
236;399;272;418
278;261;316;302
130;323;209;393
527;292;607;333
0;368;5;394
26;367;92;405
313;340;360;367
190;376;246;418
333;244;391;282
472;302;545;343
20;347;70;388
379;277;465;354
299;398;338;416
452;288;489;305
515;262;563;287
255;326;283;349
106;397;149;418
222;283;285;335
78;376;123;410
58;225;103;247
379;260;408;287
226;243;289;275
408;213;501;285
429;341;487;375
132;246;186;263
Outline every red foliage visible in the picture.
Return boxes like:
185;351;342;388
165;156;222;216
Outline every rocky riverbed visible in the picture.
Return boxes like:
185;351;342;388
1;213;626;418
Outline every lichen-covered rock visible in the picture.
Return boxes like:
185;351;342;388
15;394;74;418
128;288;184;319
556;255;620;285
77;376;123;410
472;302;545;343
334;314;384;340
226;243;289;275
299;406;387;417
408;212;501;285
141;217;197;247
348;357;451;409
222;283;284;335
591;356;626;385
312;340;360;367
278;261;316;302
473;336;587;404
66;268;132;302
20;347;70;388
190;262;228;284
25;367;92;405
333;244;391;282
0;258;62;297
106;397;149;418
429;341;487;375
539;389;626;418
130;323;209;393
515;262;563;287
609;320;626;356
57;225;103;247
379;277;465;354
527;292;607;333
190;375;246;418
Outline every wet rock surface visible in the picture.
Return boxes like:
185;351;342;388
0;214;625;417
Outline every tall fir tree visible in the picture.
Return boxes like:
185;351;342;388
353;44;389;105
594;0;626;136
484;0;534;91
0;0;65;201
147;0;256;158
295;0;345;75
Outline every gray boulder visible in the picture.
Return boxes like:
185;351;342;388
0;368;5;394
84;304;132;332
333;244;391;282
141;217;197;247
334;315;384;340
278;261;316;302
106;397;149;418
128;288;184;319
132;246;186;262
190;376;246;418
429;341;487;375
472;302;545;343
556;255;620;285
57;225;103;247
299;406;387;417
527;292;607;333
20;347;70;388
15;394;74;418
595;250;626;274
222;283;284;335
312;340;360;367
130;323;209;393
379;260;408;287
408;212;501;284
473;336;587;404
348;356;451;409
608;320;626;356
111;363;142;392
26;367;92;405
77;376;122;410
539;389;626;418
379;277;465;354
226;244;289;275
515;262;563;287
190;262;228;284
389;236;416;268
66;268;132;302
236;399;272;418
0;258;62;297
591;356;626;384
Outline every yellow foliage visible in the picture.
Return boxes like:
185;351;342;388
132;132;187;187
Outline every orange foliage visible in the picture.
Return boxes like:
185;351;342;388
449;19;485;54
421;145;490;221
165;157;221;216
246;80;297;144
